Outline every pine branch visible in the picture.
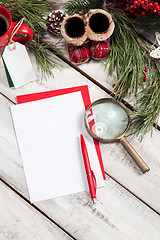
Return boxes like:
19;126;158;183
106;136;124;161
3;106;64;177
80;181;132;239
106;6;160;139
106;7;149;98
64;0;104;15
130;60;160;140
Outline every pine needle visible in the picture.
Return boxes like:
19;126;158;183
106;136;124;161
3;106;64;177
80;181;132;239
64;0;104;15
27;39;61;79
135;14;160;29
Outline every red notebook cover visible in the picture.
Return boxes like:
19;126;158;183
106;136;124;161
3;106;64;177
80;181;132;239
17;85;106;180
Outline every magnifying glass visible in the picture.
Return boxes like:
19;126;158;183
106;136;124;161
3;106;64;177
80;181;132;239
85;98;150;173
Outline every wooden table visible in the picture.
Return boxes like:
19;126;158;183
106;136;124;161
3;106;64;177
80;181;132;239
0;3;160;239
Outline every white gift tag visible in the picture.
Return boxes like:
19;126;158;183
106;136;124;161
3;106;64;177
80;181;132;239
150;32;160;59
150;46;160;59
2;43;37;88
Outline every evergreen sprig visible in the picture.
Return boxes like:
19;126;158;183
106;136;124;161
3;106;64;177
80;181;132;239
0;0;61;78
130;60;160;139
106;7;149;97
106;6;160;139
64;0;104;15
135;14;160;29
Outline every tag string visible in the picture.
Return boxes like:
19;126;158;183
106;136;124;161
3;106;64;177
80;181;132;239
8;18;26;50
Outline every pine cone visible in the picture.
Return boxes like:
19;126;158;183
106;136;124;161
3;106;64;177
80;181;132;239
46;10;67;36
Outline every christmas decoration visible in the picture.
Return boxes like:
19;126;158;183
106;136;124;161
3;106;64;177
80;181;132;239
112;0;160;18
67;41;91;64
106;0;160;29
46;10;67;36
64;0;160;140
0;0;62;78
61;9;114;45
67;39;110;65
90;40;110;59
61;13;88;46
85;9;114;41
61;8;114;64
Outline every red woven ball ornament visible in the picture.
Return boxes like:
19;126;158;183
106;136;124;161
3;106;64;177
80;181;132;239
90;40;110;60
67;42;90;65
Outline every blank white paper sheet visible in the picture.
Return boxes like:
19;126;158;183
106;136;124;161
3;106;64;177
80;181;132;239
11;91;104;203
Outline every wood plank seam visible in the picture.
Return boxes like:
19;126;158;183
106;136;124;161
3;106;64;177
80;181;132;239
105;172;160;216
0;176;78;240
1;162;160;221
0;92;15;105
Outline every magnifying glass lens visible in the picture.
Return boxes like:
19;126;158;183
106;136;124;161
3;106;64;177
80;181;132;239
85;100;129;140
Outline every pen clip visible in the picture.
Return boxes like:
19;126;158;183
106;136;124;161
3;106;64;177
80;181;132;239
91;170;97;193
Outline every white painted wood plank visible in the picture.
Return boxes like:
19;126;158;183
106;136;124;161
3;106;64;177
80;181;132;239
0;94;160;240
100;130;160;210
0;181;72;240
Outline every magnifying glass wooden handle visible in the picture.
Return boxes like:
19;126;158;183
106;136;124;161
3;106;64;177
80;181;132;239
120;137;150;173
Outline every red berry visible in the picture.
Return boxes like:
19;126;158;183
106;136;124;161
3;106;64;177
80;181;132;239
144;67;147;72
130;10;135;14
112;84;115;88
154;2;159;7
148;2;153;7
141;11;146;15
110;0;159;18
134;0;139;5
155;5;159;10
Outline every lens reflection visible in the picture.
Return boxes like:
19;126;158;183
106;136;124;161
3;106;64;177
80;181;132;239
86;100;129;140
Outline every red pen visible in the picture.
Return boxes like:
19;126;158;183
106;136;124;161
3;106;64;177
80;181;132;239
80;134;97;203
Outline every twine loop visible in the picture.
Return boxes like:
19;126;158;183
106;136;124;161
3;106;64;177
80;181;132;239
8;18;26;50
